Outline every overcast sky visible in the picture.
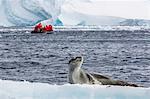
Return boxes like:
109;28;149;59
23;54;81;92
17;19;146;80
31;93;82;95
67;0;150;20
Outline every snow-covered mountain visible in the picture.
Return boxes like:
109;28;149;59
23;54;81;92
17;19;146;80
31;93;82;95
0;0;150;26
120;19;150;26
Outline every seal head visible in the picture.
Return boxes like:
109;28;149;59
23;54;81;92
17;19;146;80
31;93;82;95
68;56;83;70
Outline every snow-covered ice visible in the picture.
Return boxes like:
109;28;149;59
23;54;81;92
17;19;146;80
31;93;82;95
53;26;150;31
0;26;150;32
0;80;150;99
0;0;150;26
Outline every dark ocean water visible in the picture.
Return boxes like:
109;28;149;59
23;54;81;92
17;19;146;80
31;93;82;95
0;28;150;87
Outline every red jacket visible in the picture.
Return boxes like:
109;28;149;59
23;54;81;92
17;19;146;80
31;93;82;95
34;23;42;32
43;25;53;31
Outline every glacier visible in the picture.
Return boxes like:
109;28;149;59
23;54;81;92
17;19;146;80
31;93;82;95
0;0;150;26
0;0;64;26
0;80;150;99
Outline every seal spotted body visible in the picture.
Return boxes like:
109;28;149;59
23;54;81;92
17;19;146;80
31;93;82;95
68;56;139;87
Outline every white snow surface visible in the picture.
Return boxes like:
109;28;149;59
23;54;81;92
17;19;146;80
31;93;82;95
53;26;150;31
0;80;150;99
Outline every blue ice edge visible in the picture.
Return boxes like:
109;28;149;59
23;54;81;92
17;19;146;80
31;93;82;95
0;80;149;99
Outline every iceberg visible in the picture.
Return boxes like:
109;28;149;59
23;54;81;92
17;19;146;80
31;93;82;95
0;80;150;99
0;0;64;26
0;0;150;26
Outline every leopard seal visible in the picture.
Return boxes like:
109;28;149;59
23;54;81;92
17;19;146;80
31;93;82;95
68;56;101;84
68;56;139;87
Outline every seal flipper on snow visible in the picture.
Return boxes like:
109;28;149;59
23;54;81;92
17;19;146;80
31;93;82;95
90;73;139;87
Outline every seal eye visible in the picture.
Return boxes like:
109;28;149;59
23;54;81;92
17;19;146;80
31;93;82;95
76;58;81;61
75;57;82;61
69;57;82;64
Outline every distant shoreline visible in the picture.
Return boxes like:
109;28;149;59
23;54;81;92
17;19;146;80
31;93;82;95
0;26;150;32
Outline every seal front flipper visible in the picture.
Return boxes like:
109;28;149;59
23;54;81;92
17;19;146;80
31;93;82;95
85;72;101;84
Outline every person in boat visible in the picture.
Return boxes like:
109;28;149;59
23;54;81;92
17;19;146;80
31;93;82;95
43;25;53;32
32;23;53;33
34;23;43;32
